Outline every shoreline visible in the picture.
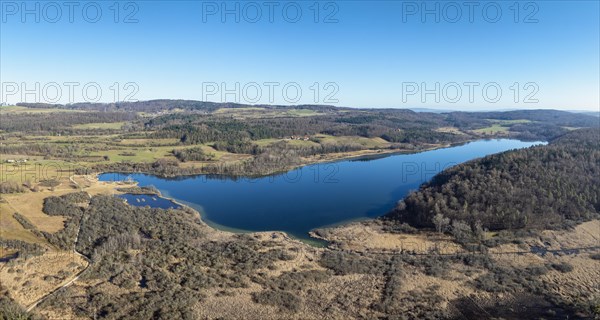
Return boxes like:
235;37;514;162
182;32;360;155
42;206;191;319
93;137;537;247
91;143;460;246
92;136;541;181
92;140;465;181
99;175;331;247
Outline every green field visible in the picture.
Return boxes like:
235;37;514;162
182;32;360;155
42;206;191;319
487;119;532;124
214;107;266;114
0;106;81;114
0;158;81;183
314;134;390;148
254;135;390;149
286;109;322;117
212;107;325;119
473;124;510;134
474;119;532;135
72;122;126;130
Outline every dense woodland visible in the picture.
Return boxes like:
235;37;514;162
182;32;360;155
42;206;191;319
38;194;308;318
386;128;600;232
146;111;465;145
5;102;598;143
0;191;589;319
5;193;585;319
0;111;137;134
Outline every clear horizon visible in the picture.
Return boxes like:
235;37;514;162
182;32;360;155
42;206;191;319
1;1;599;111
5;99;600;114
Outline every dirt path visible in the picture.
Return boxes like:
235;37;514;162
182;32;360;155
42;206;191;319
26;178;92;312
25;252;88;312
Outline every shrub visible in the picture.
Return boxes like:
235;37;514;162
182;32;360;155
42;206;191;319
59;191;89;203
252;290;301;312
39;179;60;188
451;220;472;244
0;295;38;320
319;251;389;275
262;270;331;291
526;265;549;276
172;147;215;162
13;212;36;230
550;262;574;273
0;239;45;257
382;222;418;234
0;181;25;193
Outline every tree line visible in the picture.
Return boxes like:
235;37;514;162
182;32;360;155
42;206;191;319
385;128;600;232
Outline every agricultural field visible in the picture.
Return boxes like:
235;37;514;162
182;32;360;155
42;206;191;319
285;109;323;117
72;122;126;130
0;201;49;245
487;119;532;125
471;119;532;135
472;124;510;134
0;106;80;114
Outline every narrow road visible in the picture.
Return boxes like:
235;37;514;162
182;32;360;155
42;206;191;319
25;248;90;312
26;178;92;313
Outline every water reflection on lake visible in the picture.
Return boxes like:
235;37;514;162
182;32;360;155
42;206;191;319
100;139;544;240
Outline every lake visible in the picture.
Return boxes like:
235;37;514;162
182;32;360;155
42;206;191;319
99;139;543;241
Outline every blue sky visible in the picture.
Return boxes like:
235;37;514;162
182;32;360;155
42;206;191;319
1;1;599;110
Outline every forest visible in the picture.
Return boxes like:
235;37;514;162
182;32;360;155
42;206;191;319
0;111;137;133
37;194;313;318
385;128;600;232
6;102;597;143
4;192;590;319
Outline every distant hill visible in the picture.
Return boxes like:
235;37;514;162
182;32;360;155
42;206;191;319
570;110;600;117
10;101;598;142
408;108;456;113
448;109;599;127
16;100;344;113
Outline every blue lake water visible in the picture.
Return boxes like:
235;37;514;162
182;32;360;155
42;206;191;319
99;139;543;240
